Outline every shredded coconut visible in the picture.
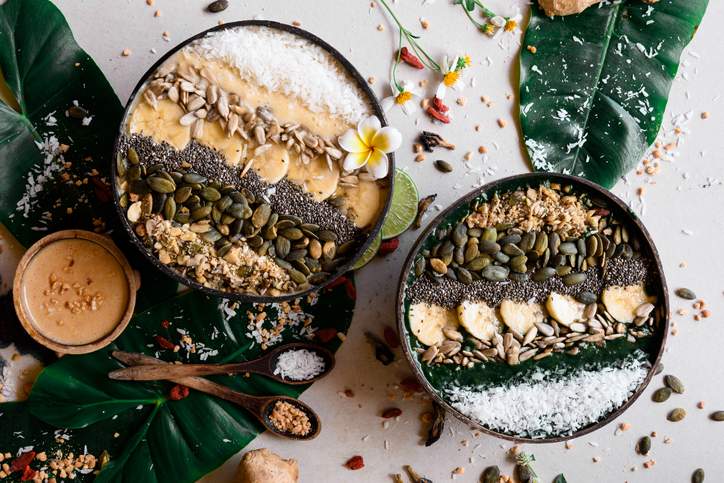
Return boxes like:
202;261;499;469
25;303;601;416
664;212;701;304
445;354;649;439
189;26;370;124
273;348;326;381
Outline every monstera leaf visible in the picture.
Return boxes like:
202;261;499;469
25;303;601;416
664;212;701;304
0;0;179;309
520;0;708;187
28;284;355;482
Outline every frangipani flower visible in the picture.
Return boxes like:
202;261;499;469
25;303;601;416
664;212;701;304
338;116;401;179
435;55;470;100
381;81;421;115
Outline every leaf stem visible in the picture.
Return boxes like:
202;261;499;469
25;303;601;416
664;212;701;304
377;0;440;72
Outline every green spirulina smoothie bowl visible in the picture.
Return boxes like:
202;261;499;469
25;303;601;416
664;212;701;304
396;173;668;443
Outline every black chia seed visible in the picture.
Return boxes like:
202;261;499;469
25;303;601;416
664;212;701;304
119;134;361;243
406;256;653;309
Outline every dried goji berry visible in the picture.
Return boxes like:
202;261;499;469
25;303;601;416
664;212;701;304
154;335;175;350
383;326;400;349
325;275;348;291
20;466;36;481
9;451;35;473
400;376;423;393
378;238;400;256
161;319;170;329
426;106;450;124
91;176;112;204
169;384;190;401
315;328;338;343
432;96;449;113
399;47;424;69
344;455;365;470
344;279;357;301
381;407;402;419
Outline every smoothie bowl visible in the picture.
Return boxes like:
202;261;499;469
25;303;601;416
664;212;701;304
112;21;393;302
397;173;668;442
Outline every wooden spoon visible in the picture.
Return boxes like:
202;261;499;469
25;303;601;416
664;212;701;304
108;341;334;385
110;350;321;440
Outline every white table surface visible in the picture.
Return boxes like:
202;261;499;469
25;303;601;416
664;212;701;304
11;0;724;481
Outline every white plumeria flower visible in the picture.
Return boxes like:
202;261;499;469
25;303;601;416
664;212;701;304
338;116;401;180
381;81;421;115
435;55;469;100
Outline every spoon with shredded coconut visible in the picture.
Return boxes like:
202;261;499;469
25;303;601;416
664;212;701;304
108;342;335;385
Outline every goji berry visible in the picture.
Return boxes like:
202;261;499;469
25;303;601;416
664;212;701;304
325;275;348;291
154;335;175;350
315;328;338;343
399;47;424;69
383;326;400;349
344;279;357;301
169;384;190;401
426;106;450;123
90;176;112;204
20;466;37;481
378;238;399;256
381;407;402;418
344;455;365;470
161;319;170;329
400;376;423;393
9;451;35;473
432;96;449;113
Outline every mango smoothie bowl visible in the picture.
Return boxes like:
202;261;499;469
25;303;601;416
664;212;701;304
112;21;395;301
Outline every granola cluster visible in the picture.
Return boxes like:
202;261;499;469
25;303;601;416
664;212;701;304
144;217;291;295
466;185;595;239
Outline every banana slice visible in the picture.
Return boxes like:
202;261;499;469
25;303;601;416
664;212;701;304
287;155;340;201
408;302;459;347
499;300;546;337
456;300;500;342
602;284;654;323
253;144;292;184
195;121;244;166
337;179;388;229
128;98;190;151
546;292;586;327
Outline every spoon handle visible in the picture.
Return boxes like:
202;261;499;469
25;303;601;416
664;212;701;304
108;361;251;381
110;351;266;411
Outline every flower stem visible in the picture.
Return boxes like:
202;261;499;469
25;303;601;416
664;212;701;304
377;0;440;72
473;0;498;19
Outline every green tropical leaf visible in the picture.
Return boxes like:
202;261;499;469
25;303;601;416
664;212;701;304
27;282;355;483
553;474;568;483
519;0;708;188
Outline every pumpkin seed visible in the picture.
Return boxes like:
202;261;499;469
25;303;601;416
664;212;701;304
667;408;686;422
308;272;330;285
127;147;140;165
452;223;468;246
163;197;176;220
562;272;586;286
559;242;577;255
191;205;212;221
200;186;221;202
456;267;473;284
548;232;560;255
556;265;572;276
664;374;685;394
147;176;175;193
709;411;724;422
288;268;307;284
414;257;426;276
482;265;508;281
481;466;500;483
275;237;291;259
174;186;193;203
675;287;696;300
182;173;207;184
576;291;597;304
281;227;304;240
636;436;651;455
519;232;535;252
434;159;453;173
692;468;705;483
510;255;527;273
479;240;501;254
498;234;521;245
201;229;222;243
322;241;336;260
430;258;447;274
533;231;548;255
502;243;524;257
287;249;307;261
532;267;556;282
252;203;272;227
465;255;491;271
652;387;671;403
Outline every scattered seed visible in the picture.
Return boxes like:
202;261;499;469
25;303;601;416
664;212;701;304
636;436;651;455
651;387;671;403
206;0;228;12
709;411;724;421
121;48;131;57
675;287;696;300
692;468;705;483
667;408;686;422
664;374;685;394
434;160;453;173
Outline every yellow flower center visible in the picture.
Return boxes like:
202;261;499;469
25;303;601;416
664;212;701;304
463;55;472;66
395;91;413;105
443;71;459;87
483;24;496;37
504;19;518;32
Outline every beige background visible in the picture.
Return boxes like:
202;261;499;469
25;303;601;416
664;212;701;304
5;0;724;481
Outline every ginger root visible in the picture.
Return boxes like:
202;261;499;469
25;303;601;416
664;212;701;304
539;0;659;16
236;449;299;483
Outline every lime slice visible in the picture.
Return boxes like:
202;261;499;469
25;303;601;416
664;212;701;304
351;231;382;270
381;169;419;240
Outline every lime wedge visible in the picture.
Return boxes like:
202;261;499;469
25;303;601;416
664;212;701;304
351;231;381;270
381;169;418;240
